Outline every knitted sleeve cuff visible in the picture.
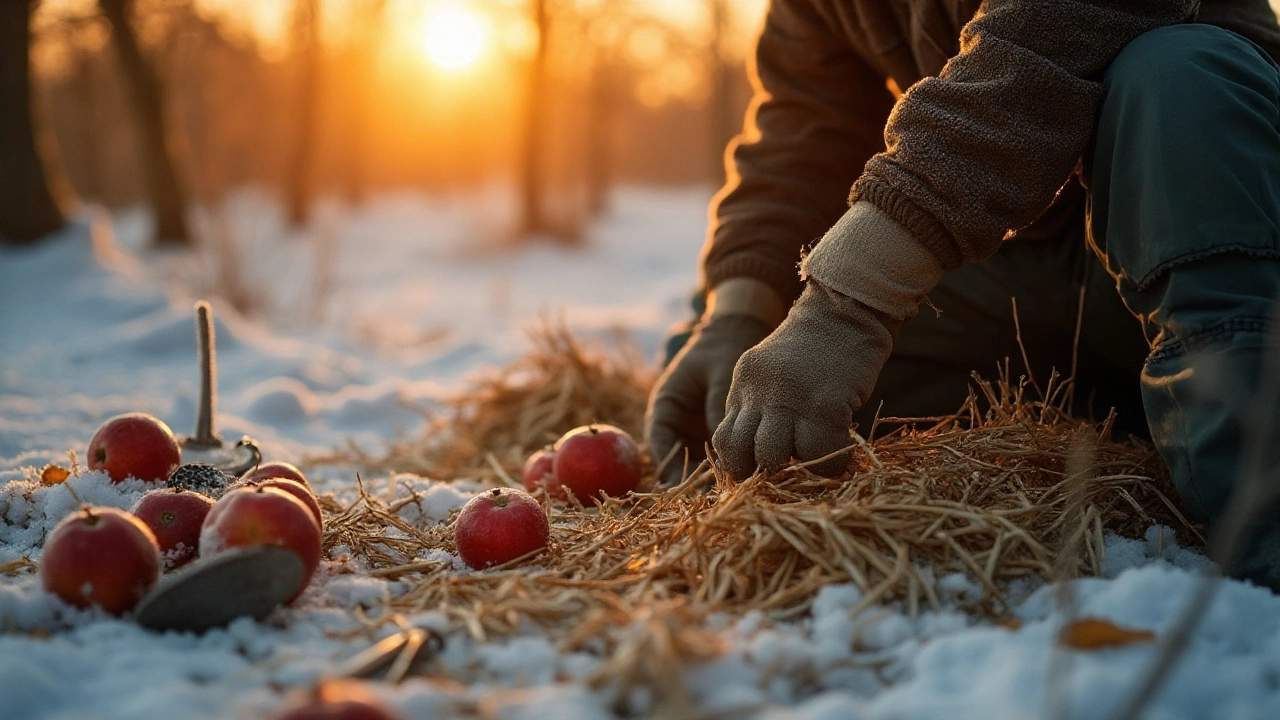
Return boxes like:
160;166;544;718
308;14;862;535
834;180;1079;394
704;252;806;306
851;177;964;271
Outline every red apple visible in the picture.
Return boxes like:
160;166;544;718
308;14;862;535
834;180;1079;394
521;447;556;493
454;488;549;569
87;413;181;484
245;461;309;489
276;681;400;720
200;486;322;602
131;487;215;569
233;477;322;530
551;424;643;501
40;505;161;615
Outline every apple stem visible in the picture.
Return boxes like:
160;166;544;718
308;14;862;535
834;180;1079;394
191;301;222;449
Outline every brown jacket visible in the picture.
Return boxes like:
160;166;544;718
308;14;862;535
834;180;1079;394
702;0;1280;303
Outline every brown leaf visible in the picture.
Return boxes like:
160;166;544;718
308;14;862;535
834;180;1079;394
40;465;71;486
994;616;1023;631
1057;617;1155;650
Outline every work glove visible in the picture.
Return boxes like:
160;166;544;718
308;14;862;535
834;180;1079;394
646;278;786;485
712;201;947;481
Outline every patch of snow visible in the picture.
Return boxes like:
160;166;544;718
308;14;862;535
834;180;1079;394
3;188;1278;719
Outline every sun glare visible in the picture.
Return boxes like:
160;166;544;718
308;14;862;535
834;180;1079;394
421;8;488;71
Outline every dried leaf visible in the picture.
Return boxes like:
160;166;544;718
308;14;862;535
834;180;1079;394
40;465;71;486
1057;617;1155;649
994;617;1022;631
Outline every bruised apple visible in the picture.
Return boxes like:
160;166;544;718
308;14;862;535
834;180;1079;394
200;486;322;602
131;487;215;569
245;461;309;489
551;424;643;500
454;488;549;569
41;506;161;614
521;447;556;493
87;413;181;483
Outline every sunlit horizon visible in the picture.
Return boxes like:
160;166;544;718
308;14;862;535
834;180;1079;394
421;6;489;71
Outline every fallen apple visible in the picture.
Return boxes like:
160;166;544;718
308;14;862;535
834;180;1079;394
245;461;310;489
199;486;322;602
232;477;322;530
40;505;161;614
454;488;549;569
131;487;215;569
521;447;556;493
552;424;643;501
87;413;181;484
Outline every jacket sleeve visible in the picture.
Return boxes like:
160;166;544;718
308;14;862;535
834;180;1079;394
851;0;1201;269
701;0;895;304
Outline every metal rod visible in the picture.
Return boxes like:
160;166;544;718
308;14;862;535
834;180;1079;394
191;301;221;448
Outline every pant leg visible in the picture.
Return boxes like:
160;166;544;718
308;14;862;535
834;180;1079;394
1087;23;1280;590
855;201;1150;438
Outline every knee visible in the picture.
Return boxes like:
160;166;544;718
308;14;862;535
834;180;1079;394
1103;24;1277;113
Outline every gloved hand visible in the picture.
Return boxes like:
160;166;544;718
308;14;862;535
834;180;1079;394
646;278;786;485
711;201;947;481
712;280;895;479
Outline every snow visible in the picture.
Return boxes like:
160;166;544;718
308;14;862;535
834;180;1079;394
3;186;1279;719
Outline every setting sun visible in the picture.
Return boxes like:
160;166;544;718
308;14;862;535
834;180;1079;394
421;7;489;71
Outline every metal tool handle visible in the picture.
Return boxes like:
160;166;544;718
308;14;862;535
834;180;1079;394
189;300;222;449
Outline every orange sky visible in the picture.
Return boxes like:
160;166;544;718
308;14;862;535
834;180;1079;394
35;0;768;106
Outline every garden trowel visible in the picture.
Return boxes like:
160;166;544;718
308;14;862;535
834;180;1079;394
134;546;305;632
135;302;302;632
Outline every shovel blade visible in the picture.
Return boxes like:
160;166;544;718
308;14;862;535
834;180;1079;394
135;546;305;633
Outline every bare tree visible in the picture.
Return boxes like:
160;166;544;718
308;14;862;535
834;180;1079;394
0;0;71;244
286;0;321;226
518;0;553;239
584;53;618;216
342;0;386;206
99;0;190;244
707;0;736;185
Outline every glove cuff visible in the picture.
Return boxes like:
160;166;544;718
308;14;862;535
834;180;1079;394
801;201;945;322
708;277;788;329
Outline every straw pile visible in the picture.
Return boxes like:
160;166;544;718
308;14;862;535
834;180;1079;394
339;327;654;483
320;326;1199;706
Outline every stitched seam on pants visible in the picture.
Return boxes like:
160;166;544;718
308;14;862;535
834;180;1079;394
1147;317;1274;364
1132;246;1280;291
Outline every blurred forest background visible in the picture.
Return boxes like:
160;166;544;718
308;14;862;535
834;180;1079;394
3;0;766;246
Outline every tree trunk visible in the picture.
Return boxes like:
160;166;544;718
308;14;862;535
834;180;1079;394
100;0;190;245
708;0;736;186
343;0;385;206
0;0;68;244
286;0;320;227
518;0;550;239
74;51;107;203
584;56;615;216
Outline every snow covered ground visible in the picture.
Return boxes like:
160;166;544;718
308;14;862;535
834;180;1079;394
2;187;1278;719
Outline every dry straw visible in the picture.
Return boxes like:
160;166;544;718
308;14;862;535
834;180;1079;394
317;326;1199;706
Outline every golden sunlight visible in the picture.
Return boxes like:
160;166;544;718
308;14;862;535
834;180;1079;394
421;6;489;71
